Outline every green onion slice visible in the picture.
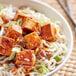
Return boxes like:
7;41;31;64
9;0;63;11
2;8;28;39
8;51;16;61
54;55;60;61
5;64;10;68
40;65;49;74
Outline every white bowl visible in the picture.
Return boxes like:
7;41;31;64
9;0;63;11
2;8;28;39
0;0;73;75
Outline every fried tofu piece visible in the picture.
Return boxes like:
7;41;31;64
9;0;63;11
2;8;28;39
0;36;15;56
6;23;22;40
15;50;35;66
14;11;40;33
14;10;32;21
22;18;40;33
14;10;26;20
23;32;41;49
40;24;56;41
1;15;12;24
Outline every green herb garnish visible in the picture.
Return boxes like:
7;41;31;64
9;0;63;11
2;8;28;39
5;64;10;68
16;18;22;25
40;65;49;74
8;51;16;61
54;55;60;61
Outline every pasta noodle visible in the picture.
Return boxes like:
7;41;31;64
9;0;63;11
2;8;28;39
0;5;68;76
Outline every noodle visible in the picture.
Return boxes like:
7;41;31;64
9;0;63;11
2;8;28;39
0;57;8;64
0;56;8;64
17;67;25;76
0;5;68;76
0;71;13;76
0;5;16;18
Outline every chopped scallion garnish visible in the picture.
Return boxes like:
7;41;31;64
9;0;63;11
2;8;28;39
5;64;10;68
54;55;60;61
40;65;49;74
16;18;22;25
9;51;16;61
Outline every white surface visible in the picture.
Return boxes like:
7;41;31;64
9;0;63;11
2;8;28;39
0;0;73;76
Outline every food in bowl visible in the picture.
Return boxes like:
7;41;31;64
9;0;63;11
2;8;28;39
0;5;68;76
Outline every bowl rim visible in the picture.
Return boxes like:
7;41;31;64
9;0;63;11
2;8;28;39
0;0;73;75
30;0;73;76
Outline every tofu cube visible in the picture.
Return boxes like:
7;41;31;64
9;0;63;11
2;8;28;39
23;32;41;49
14;11;40;33
6;23;22;40
40;24;56;41
14;10;33;21
1;15;12;24
14;10;28;21
22;18;39;33
15;50;35;66
0;36;15;56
